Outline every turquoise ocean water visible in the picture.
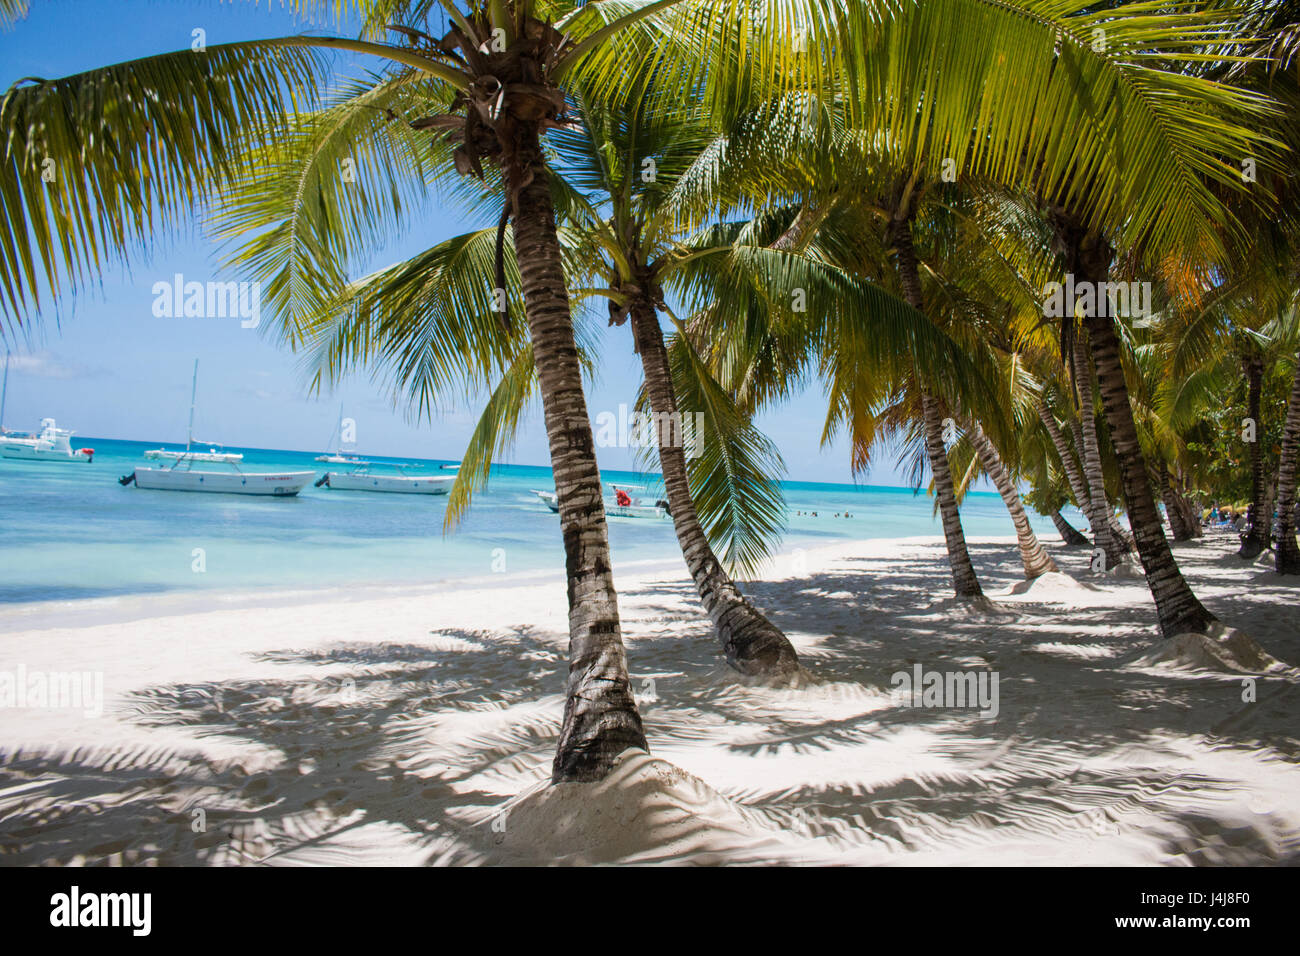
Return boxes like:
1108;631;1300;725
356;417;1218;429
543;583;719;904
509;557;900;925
0;436;1069;607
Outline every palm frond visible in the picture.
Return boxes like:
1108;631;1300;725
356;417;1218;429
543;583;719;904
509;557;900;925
667;319;787;576
1;41;326;329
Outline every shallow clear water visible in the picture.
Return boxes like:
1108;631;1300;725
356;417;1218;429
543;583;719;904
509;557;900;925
0;437;1068;606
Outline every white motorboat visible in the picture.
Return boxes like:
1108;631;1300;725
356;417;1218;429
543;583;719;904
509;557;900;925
124;459;315;496
119;359;313;496
316;461;453;495
0;418;95;463
0;355;94;463
531;484;670;520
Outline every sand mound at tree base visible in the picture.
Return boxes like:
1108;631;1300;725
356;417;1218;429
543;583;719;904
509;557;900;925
1106;559;1143;579
483;750;795;865
923;594;1018;622
1133;624;1293;675
1004;571;1095;598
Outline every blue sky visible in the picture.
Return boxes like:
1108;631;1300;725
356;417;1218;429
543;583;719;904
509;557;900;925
0;0;921;486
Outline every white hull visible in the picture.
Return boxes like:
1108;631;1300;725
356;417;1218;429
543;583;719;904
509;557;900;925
323;472;452;495
131;467;314;496
531;489;667;519
0;420;93;462
0;442;92;462
145;448;243;463
606;502;669;520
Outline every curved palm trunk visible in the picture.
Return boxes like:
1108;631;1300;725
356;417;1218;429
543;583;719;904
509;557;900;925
1051;509;1091;546
921;395;985;596
1067;373;1136;555
1275;352;1300;574
1077;268;1216;636
507;125;647;783
1037;396;1090;509
966;418;1059;578
1239;355;1269;559
889;214;983;598
629;301;800;681
1107;511;1136;554
1071;334;1127;568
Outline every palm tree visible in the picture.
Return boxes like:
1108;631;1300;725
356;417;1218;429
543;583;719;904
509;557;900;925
1067;329;1128;569
1158;225;1299;559
964;421;1058;579
699;1;1283;618
2;0;873;782
261;82;813;681
538;89;808;680
1277;346;1300;573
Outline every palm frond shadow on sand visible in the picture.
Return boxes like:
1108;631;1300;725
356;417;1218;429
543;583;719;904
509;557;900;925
1;539;1297;865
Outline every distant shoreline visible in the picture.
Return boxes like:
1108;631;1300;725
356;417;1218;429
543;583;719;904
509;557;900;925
39;435;1006;497
0;534;983;630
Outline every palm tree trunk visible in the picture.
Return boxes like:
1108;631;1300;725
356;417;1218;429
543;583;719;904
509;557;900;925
1071;333;1128;568
629;300;800;681
1051;509;1091;546
889;213;983;598
1073;256;1217;635
1158;459;1194;542
966;417;1059;578
1239;355;1269;559
1169;467;1203;539
506;125;647;783
921;395;985;597
1275;351;1300;574
1037;396;1090;510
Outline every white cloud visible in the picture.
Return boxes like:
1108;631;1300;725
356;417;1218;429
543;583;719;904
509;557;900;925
4;351;109;380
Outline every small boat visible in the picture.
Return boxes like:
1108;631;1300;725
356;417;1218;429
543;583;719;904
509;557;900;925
143;361;243;463
531;484;670;520
0;355;94;463
144;447;243;463
119;359;313;496
0;418;95;463
123;459;315;496
316;461;453;495
315;403;364;463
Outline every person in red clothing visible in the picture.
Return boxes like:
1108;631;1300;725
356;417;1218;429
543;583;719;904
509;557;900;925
615;488;632;507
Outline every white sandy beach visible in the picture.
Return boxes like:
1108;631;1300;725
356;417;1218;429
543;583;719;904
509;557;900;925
1;533;1297;866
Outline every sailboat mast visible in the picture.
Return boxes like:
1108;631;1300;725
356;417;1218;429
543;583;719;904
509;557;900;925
186;359;198;452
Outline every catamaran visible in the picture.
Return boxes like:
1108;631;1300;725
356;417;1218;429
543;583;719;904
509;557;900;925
119;360;313;496
144;446;242;463
0;418;95;463
530;484;670;520
143;364;243;464
315;404;366;464
315;460;454;495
